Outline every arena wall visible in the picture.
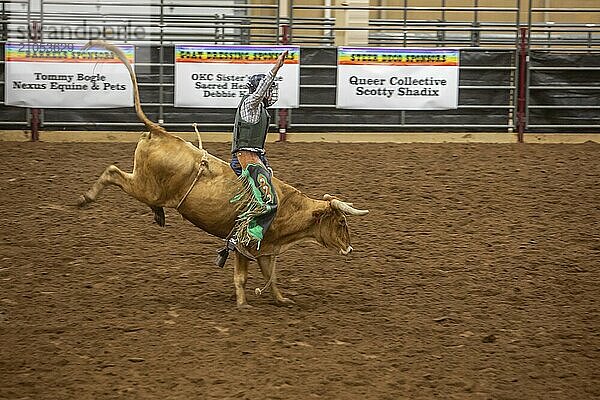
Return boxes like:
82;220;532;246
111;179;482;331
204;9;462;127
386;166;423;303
0;0;598;136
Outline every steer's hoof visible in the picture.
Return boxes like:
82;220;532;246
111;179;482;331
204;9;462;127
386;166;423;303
237;303;254;311
151;206;165;227
77;194;91;208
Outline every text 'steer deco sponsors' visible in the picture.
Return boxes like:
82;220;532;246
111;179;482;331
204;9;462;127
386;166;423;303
336;47;460;110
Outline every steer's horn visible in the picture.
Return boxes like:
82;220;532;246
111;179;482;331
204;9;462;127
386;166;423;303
323;194;369;216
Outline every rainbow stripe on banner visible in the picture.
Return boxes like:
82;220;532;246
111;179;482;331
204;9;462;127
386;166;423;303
175;45;300;64
338;47;459;66
5;42;134;64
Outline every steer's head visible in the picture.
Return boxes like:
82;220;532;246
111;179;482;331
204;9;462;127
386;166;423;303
313;194;369;255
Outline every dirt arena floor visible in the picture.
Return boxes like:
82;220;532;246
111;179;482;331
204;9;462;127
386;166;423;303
0;139;598;400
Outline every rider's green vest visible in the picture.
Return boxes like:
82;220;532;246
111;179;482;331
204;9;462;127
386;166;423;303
231;96;271;153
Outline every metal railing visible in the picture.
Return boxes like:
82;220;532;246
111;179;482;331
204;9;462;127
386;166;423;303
288;2;522;48
286;47;518;133
525;1;600;131
0;0;599;134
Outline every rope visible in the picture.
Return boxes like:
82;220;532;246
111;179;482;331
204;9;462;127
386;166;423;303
176;150;208;210
254;265;276;296
176;123;208;210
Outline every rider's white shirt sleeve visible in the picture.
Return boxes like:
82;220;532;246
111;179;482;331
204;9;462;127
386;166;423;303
240;71;276;124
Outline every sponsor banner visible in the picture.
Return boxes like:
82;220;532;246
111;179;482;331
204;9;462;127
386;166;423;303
337;47;459;110
174;45;300;108
4;42;134;108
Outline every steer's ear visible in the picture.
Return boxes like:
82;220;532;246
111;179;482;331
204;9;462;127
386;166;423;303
313;204;335;221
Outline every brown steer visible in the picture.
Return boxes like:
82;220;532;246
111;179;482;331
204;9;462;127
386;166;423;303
78;41;368;308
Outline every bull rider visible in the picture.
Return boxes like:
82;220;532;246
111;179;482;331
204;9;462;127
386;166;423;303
216;50;288;267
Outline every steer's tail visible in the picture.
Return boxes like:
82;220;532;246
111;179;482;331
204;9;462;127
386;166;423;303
84;40;167;137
